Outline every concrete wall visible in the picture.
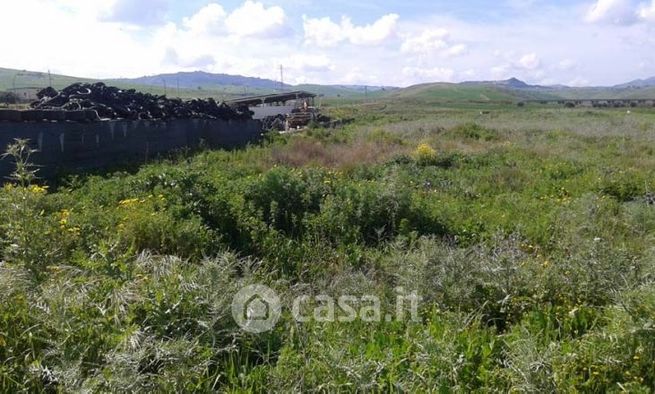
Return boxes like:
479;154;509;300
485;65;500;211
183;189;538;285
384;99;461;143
0;118;262;179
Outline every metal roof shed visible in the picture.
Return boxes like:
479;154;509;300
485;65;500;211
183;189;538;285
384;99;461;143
228;91;316;107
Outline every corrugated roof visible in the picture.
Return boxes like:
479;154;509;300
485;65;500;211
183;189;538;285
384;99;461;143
228;91;316;106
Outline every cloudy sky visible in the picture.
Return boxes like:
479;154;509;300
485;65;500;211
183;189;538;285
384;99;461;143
1;0;654;86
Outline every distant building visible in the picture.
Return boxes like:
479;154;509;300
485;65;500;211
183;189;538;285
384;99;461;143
228;91;317;120
8;87;41;102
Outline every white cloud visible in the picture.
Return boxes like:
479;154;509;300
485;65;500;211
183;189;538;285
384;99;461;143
518;53;541;70
402;66;455;83
0;0;653;88
303;14;399;47
401;29;449;53
639;0;655;21
181;1;288;38
225;1;288;37
182;3;226;35
341;67;380;85
445;44;467;57
347;14;400;45
0;0;153;77
585;0;639;24
401;29;466;59
557;59;577;70
285;54;334;73
302;16;345;47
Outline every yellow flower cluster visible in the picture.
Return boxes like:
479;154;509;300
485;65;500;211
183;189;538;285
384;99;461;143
28;185;48;194
119;198;142;207
59;209;81;236
118;195;166;208
59;209;70;227
414;143;437;162
1;183;48;194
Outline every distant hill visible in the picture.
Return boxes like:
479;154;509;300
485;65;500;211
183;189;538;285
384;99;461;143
119;71;392;98
386;76;655;103
386;81;561;103
614;77;655;89
0;67;390;99
461;77;534;89
296;84;398;98
530;85;655;100
116;71;290;91
2;67;655;103
0;68;94;91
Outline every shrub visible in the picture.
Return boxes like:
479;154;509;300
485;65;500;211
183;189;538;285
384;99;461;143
450;123;499;141
115;196;217;259
0;185;73;281
413;143;438;166
245;167;328;236
309;179;414;245
598;169;647;202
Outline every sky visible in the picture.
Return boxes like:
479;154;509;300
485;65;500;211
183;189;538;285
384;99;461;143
1;0;654;87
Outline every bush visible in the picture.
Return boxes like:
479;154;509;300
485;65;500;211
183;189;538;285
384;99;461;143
413;143;438;166
450;123;499;141
598;169;647;202
245;167;329;236
309;178;414;245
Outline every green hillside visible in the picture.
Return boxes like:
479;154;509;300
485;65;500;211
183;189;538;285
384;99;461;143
385;82;561;103
536;86;655;100
0;68;270;100
0;68;93;91
3;67;655;104
295;84;391;98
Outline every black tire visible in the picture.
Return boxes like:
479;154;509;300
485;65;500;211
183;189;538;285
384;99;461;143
85;109;101;122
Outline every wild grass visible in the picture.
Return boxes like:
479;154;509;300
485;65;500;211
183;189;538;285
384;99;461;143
0;104;654;391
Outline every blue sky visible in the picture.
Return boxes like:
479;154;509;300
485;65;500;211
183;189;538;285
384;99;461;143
1;0;655;86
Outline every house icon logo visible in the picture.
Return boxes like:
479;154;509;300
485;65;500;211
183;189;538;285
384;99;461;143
231;284;281;333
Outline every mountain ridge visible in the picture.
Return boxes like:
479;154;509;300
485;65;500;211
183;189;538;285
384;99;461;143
2;67;655;101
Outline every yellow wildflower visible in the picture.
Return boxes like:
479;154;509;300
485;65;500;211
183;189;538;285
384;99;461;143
119;198;140;207
28;184;48;194
414;143;437;162
59;209;70;227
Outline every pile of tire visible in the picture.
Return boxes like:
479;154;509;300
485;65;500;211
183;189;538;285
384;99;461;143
262;114;287;131
30;82;253;121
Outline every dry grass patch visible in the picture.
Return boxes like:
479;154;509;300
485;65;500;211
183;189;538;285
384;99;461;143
269;136;408;169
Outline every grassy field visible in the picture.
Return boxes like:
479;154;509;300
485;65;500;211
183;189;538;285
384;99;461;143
0;101;654;392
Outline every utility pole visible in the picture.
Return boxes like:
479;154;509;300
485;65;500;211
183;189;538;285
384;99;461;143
48;69;52;88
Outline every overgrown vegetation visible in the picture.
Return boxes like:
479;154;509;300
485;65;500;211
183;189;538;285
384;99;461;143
1;105;654;391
